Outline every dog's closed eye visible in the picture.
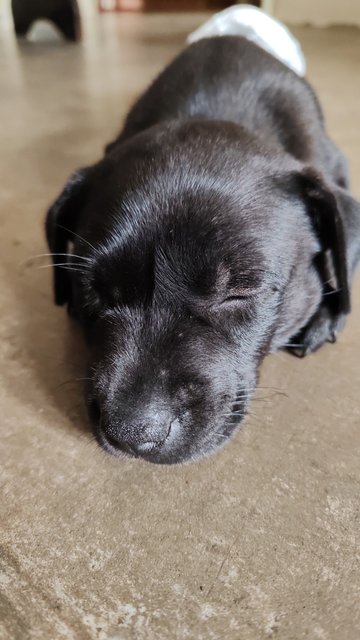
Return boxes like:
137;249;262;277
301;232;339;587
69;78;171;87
220;288;260;304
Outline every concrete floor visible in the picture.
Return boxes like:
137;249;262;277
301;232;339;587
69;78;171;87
0;6;359;640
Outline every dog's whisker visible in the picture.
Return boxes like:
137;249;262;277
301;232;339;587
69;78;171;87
54;377;92;391
57;268;88;274
255;390;287;397
57;224;98;252
247;414;261;423
26;253;92;263
222;412;244;417
36;262;90;268
53;253;92;262
256;386;287;395
35;263;89;274
323;288;341;296
322;277;336;287
256;392;288;400
66;401;88;416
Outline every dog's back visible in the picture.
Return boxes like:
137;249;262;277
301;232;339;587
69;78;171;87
107;36;347;188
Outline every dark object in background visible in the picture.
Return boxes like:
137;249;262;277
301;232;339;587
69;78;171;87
11;0;81;41
45;37;360;464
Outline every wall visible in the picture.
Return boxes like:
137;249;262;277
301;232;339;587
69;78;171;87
273;0;360;27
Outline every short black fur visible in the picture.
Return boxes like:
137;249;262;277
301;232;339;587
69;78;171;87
46;37;360;463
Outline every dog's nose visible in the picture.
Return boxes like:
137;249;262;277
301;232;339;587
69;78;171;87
106;432;165;456
100;405;173;456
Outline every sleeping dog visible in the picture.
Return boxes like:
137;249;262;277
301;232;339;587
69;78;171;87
46;36;360;464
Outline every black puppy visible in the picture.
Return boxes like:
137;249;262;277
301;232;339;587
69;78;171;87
46;37;360;464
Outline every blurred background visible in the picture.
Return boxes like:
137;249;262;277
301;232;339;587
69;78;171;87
95;0;360;26
2;0;360;42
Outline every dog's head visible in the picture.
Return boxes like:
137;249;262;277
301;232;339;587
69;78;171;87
46;121;349;463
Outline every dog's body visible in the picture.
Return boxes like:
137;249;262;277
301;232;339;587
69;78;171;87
46;37;360;463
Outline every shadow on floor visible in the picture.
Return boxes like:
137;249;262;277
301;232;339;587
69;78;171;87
2;250;92;437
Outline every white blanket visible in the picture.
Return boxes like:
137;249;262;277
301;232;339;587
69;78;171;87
187;4;306;77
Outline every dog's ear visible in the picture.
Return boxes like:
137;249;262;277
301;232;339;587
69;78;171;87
297;167;350;316
45;168;89;306
333;186;360;275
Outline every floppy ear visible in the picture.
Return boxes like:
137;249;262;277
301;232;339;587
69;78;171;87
45;168;88;306
298;168;351;317
333;186;360;275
